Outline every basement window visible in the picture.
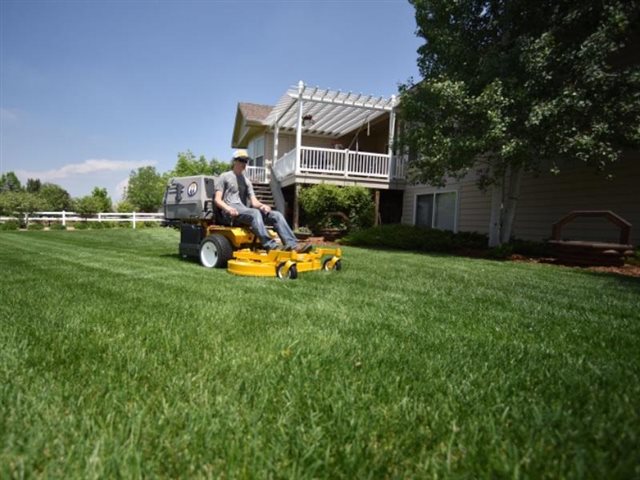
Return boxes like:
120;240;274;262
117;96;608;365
415;191;457;232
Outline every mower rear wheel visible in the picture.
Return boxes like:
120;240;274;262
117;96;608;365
199;234;233;268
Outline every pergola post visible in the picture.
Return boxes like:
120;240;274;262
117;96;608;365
387;95;397;180
295;80;304;175
273;123;279;166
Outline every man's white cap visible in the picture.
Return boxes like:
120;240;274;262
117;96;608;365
232;149;252;162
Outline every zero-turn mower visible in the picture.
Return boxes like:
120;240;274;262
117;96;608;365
162;175;342;279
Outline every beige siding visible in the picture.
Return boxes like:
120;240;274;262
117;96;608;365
402;159;640;245
513;160;640;244
266;132;346;163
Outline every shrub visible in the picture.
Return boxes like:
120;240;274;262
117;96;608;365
510;239;552;257
74;222;91;230
342;224;451;252
487;243;514;260
90;222;104;229
49;223;66;231
299;184;375;231
143;221;160;228
27;222;45;231
0;219;20;231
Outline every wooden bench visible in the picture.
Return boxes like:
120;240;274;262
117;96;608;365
548;210;634;266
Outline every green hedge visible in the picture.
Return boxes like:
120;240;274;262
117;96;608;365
341;224;488;252
27;223;45;231
0;220;20;231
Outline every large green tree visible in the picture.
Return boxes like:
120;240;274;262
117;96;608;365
0;191;45;226
39;183;73;211
0;172;23;192
90;187;113;213
125;166;166;212
400;0;640;245
170;150;229;177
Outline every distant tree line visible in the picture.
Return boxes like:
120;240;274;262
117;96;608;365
0;151;229;220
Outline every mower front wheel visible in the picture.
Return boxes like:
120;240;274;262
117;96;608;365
322;257;342;271
276;261;298;280
199;234;233;268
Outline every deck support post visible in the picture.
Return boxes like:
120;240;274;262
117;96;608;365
387;95;397;180
374;190;381;226
295;80;304;175
293;184;301;230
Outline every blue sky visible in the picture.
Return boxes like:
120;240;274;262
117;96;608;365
1;0;422;200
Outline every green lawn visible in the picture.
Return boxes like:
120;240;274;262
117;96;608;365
1;229;638;478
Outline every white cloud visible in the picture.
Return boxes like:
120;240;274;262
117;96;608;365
115;177;129;199
1;108;20;123
15;158;156;182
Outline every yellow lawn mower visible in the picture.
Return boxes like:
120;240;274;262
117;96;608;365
162;175;342;279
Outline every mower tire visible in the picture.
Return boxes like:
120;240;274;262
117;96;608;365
199;234;233;268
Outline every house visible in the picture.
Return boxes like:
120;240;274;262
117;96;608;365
232;81;640;245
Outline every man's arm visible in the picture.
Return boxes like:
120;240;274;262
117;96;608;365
214;190;238;217
250;195;271;213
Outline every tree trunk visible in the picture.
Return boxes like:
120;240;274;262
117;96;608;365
487;164;524;247
488;182;503;247
500;165;524;244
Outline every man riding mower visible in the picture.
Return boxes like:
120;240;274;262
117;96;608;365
162;150;342;279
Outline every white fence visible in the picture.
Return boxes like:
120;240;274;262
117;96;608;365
0;211;164;229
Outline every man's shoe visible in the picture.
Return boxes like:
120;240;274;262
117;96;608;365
296;243;313;254
282;244;295;251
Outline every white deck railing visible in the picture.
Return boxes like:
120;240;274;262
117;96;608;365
0;211;164;229
246;166;267;184
273;146;407;182
273;149;297;181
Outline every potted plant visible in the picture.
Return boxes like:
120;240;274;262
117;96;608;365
314;212;350;240
294;226;313;240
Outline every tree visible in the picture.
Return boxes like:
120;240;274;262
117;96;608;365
115;200;136;213
125;166;166;212
26;178;42;193
400;0;640;245
90;187;112;212
170;150;230;177
0;191;44;226
39;183;73;211
74;195;103;219
0;172;23;192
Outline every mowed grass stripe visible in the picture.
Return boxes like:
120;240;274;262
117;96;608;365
1;229;639;478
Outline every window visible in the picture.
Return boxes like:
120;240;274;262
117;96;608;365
248;137;265;167
415;191;457;231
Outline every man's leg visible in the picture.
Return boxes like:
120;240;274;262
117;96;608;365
236;208;279;250
263;210;298;249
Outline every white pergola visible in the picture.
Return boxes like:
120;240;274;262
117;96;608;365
265;81;398;168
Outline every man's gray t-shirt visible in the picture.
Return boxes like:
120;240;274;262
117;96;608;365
215;171;255;208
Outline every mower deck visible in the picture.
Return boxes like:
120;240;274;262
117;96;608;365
228;247;342;279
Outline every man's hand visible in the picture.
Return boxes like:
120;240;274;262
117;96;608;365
227;207;239;217
259;204;271;214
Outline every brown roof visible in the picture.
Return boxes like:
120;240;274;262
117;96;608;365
238;102;273;123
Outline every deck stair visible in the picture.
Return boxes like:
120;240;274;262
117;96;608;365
252;183;275;208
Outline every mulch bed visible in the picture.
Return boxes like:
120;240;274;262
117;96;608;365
508;254;640;278
316;237;640;278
